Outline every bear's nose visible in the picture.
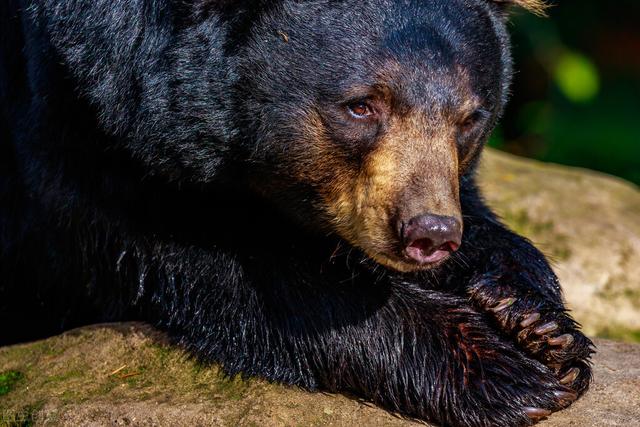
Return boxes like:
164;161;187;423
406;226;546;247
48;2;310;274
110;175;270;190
400;214;462;264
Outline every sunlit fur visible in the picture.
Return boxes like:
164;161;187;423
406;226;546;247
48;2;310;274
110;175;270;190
494;0;549;16
323;112;463;272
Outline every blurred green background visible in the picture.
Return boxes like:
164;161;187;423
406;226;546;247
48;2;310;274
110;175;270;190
496;0;640;185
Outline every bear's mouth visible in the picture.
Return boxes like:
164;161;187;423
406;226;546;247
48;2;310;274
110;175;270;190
404;239;459;265
366;246;456;273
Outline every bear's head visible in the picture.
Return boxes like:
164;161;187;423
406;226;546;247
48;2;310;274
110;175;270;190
233;0;545;272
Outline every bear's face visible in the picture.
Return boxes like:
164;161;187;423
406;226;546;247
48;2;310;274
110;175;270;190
235;0;540;272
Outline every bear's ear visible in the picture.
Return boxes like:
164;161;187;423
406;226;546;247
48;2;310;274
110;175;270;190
490;0;549;16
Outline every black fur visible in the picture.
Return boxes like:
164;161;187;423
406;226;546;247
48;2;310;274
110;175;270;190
0;1;592;426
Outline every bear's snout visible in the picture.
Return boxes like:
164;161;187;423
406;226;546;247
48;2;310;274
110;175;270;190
400;214;462;264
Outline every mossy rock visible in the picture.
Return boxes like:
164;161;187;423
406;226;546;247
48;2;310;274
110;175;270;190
478;149;640;341
1;323;640;426
0;323;414;426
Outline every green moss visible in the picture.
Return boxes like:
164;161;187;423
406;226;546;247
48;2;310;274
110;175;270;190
0;342;64;375
42;369;83;385
96;380;119;396
502;209;550;235
598;276;640;309
60;389;80;404
0;371;23;397
190;359;208;375
623;288;640;307
596;327;640;343
123;371;148;387
150;344;173;366
213;374;252;401
501;209;572;261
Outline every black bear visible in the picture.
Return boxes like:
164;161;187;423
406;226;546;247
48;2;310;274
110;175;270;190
0;0;593;426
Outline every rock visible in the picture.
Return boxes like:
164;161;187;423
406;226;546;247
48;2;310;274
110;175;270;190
540;340;640;427
1;322;639;426
478;149;640;341
0;323;414;427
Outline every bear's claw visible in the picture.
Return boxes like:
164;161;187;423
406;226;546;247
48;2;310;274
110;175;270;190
520;312;541;328
533;321;559;335
559;367;581;385
548;333;574;347
467;272;595;422
490;297;517;312
553;390;578;405
524;407;552;420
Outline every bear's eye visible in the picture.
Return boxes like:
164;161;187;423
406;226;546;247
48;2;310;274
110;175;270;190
347;101;375;119
460;109;488;133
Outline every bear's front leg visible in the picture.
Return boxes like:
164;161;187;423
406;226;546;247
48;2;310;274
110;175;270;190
450;182;594;398
319;288;579;427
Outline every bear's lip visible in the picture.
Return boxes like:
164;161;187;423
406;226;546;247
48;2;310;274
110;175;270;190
367;249;452;273
404;246;451;265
